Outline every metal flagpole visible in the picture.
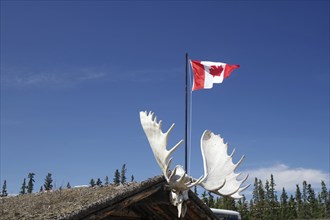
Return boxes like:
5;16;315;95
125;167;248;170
185;52;189;173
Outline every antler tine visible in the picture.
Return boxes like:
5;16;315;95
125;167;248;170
231;183;251;199
164;140;183;165
240;183;251;192
166;123;175;135
164;157;174;181
185;174;206;188
230;148;236;157
240;174;249;184
166;157;173;171
167;140;183;160
234;155;245;171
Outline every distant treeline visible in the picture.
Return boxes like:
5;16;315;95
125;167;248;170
1;170;329;219
196;174;330;219
1;164;133;196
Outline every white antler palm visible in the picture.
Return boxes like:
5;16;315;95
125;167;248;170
200;130;249;198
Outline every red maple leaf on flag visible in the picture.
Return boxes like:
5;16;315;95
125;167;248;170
209;65;224;77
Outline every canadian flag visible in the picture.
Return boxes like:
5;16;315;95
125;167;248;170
190;60;240;91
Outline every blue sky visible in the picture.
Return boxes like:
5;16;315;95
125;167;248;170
1;1;329;196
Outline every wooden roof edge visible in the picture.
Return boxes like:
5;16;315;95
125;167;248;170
61;175;166;219
60;175;217;220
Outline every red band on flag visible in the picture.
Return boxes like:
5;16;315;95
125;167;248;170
191;61;205;91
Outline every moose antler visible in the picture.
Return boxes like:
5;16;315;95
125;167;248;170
139;111;183;182
140;111;249;217
200;130;249;198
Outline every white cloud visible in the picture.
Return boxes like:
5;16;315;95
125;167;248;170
1;65;180;88
243;163;329;193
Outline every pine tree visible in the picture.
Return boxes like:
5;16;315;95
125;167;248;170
44;173;53;191
27;172;35;194
269;174;279;219
249;199;254;219
307;183;318;218
257;179;266;219
1;180;8;197
302;180;310;218
264;180;272;220
120;164;127;184
251;177;260;219
252;177;259;204
237;195;249;220
104;176;109;186
96;178;102;186
280;187;289;219
89;178;95;187
320;180;329;217
295;184;303;219
302;180;307;202
20;178;27;195
222;196;236;210
288;195;297;219
318;193;323;217
237;196;244;217
66;182;71;189
264;180;270;201
208;192;214;207
201;190;208;205
113;169;120;185
251;178;266;219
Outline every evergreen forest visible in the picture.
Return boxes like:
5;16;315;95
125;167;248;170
198;174;330;219
1;167;329;219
